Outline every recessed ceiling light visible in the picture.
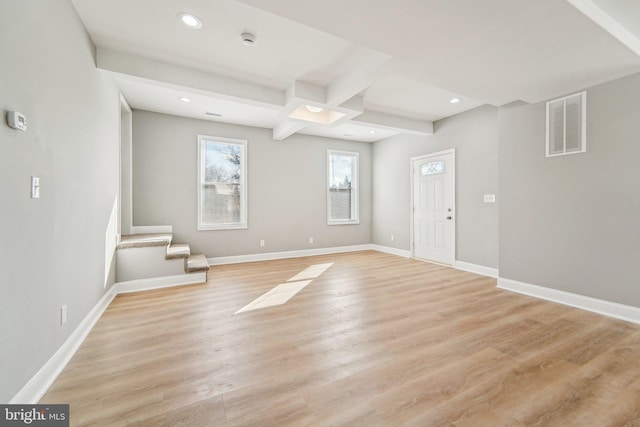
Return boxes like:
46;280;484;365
178;13;202;29
369;130;376;134
343;133;355;137
305;105;324;113
179;97;190;103
241;32;256;46
450;97;461;104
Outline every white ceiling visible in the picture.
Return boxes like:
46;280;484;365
72;0;640;142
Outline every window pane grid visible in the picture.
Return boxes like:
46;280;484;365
328;150;359;224
546;92;586;157
198;136;247;230
201;183;241;225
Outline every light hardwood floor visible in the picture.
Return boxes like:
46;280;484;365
41;251;640;426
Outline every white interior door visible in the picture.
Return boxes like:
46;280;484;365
412;150;455;265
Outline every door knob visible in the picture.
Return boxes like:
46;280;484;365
447;216;452;220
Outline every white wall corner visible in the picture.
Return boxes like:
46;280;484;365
10;288;119;404
455;261;499;278
497;277;640;325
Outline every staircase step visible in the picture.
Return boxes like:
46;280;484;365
185;254;209;273
118;233;172;250
166;243;191;260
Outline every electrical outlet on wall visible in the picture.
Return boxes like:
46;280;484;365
61;305;67;325
259;240;265;247
391;234;395;242
309;237;314;244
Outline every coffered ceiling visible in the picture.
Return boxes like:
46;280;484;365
72;0;640;142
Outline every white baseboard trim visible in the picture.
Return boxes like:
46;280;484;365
11;272;208;403
209;244;476;266
130;225;173;234
208;244;373;265
370;244;411;258
497;277;640;325
114;272;207;294
10;287;119;404
455;261;499;278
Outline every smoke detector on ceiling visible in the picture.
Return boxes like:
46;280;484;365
241;32;256;46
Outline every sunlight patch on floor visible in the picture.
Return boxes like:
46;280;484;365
235;263;334;314
235;280;312;314
287;263;334;282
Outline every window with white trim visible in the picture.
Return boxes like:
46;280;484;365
197;135;247;230
546;91;586;157
328;150;359;225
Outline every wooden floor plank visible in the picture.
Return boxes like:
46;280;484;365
40;251;640;426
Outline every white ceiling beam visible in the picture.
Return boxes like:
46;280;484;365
326;50;391;106
97;48;285;109
279;83;364;131
97;49;432;140
566;0;640;57
278;81;327;120
351;110;433;136
273;121;307;141
288;81;326;105
339;95;364;114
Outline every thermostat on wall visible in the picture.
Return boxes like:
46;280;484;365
7;111;27;131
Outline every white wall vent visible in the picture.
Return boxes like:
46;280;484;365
546;91;586;157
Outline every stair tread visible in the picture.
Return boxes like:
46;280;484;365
118;233;172;249
186;254;209;273
166;243;191;259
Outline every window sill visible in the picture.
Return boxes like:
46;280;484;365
198;224;247;231
328;220;360;226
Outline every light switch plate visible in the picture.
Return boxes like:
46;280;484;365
31;176;40;199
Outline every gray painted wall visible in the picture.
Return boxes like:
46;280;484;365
372;105;499;268
499;72;640;306
2;1;637;405
0;0;120;401
132;111;372;257
120;102;133;236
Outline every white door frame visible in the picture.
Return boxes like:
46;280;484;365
410;148;456;264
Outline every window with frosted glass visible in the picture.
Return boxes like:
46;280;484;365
421;161;445;175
